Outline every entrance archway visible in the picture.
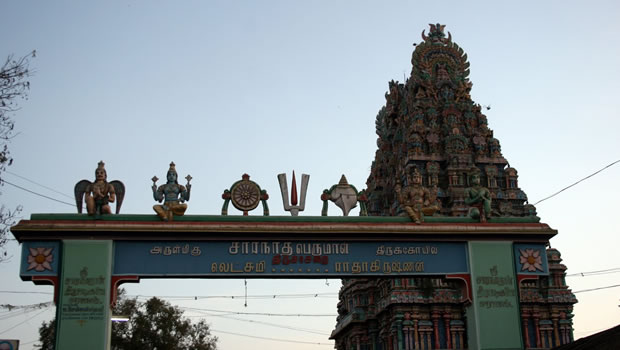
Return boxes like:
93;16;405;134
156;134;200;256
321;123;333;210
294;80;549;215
14;213;554;349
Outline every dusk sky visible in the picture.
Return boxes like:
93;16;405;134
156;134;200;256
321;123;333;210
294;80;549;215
1;1;619;349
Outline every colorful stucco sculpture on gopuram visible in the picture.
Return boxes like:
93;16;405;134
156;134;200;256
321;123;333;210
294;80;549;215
464;166;492;222
74;161;125;216
394;167;438;224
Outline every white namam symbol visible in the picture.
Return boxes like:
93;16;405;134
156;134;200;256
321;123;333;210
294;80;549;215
519;248;543;272
27;247;54;272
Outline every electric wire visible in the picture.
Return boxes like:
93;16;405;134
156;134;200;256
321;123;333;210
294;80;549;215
3;157;619;211
0;307;50;334
572;284;620;294
3;158;618;211
18;339;38;346
131;292;338;301
179;306;329;335
2;179;75;207
0;302;53;321
0;310;30;321
0;290;337;300
210;328;334;346
182;308;330;335
5;170;74;200
3;270;620;301
533;159;620;205
566;267;620;277
3;284;619;346
0;290;53;295
179;306;335;317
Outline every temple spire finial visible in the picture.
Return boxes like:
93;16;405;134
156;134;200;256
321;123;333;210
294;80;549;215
421;23;452;44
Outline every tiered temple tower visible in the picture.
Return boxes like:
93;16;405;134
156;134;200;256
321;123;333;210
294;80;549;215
330;24;576;350
366;24;533;218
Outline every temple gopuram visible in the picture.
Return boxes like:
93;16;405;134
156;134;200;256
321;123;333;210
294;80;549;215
330;24;577;349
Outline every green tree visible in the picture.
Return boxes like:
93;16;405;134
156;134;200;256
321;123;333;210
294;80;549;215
0;51;35;260
37;319;55;350
37;291;218;350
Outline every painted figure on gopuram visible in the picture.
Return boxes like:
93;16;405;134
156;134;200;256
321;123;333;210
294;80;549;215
74;161;125;216
152;162;192;221
465;166;492;222
395;167;438;224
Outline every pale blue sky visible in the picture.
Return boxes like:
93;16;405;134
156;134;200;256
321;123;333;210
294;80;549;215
1;1;619;349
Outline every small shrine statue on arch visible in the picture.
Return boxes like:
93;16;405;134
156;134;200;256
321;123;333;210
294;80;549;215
74;161;125;217
152;162;192;221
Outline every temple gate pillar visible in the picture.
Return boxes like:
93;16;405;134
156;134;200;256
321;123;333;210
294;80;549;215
55;240;113;350
467;241;523;349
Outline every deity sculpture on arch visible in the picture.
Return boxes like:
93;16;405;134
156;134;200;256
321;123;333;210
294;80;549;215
152;162;192;221
74;161;125;217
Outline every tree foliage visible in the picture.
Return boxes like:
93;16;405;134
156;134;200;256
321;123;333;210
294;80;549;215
0;51;35;260
37;291;218;350
111;296;217;350
37;319;55;350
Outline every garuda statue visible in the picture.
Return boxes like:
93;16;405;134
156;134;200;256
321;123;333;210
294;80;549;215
75;161;125;216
